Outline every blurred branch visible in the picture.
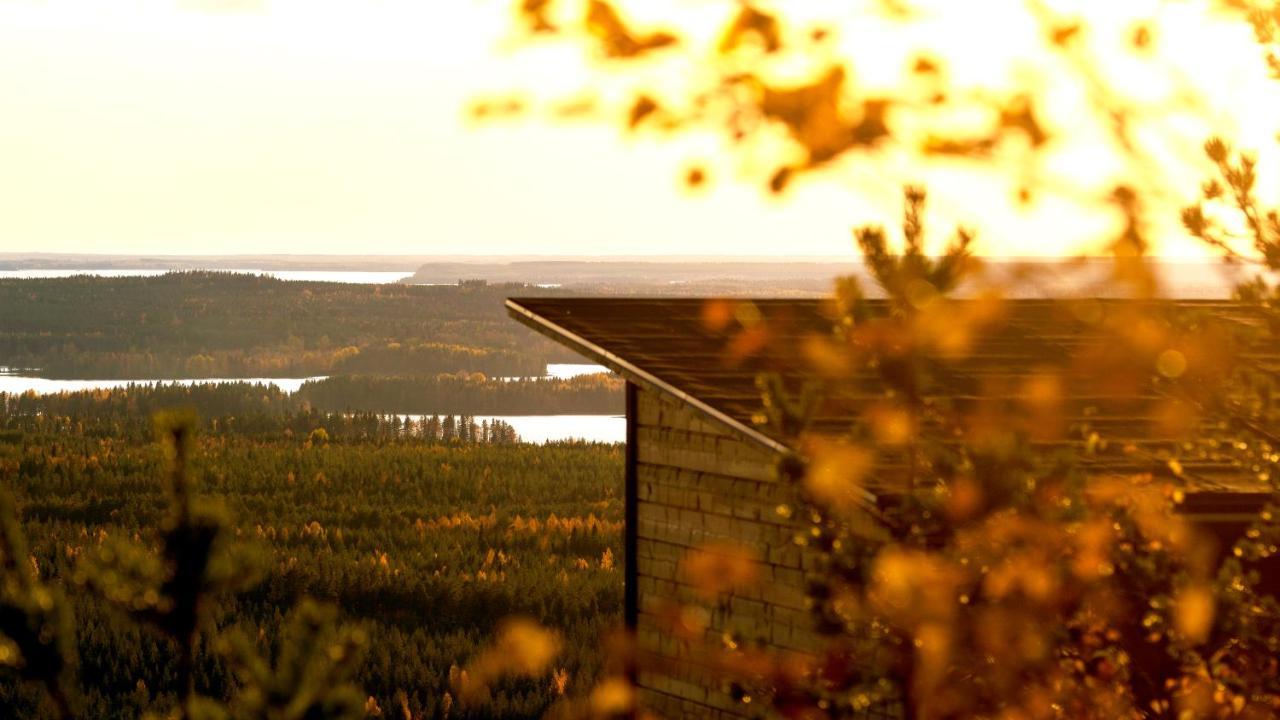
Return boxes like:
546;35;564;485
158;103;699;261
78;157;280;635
78;410;264;718
0;492;78;720
219;600;368;720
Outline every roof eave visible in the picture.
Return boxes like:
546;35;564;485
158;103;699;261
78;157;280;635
507;297;797;456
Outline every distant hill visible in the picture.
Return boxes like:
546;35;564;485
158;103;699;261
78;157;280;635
0;272;574;378
406;260;864;286
0;254;1269;298
406;258;1265;299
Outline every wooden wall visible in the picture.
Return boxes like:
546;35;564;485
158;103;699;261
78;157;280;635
631;385;832;719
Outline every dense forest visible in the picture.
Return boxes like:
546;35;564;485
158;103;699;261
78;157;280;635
0;376;622;423
0;273;578;378
0;388;624;718
295;374;622;415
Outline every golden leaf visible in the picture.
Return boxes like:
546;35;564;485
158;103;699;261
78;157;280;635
680;542;760;600
1156;349;1187;378
801;334;851;377
700;299;735;332
590;677;635;714
769;166;794;194
998;96;1048;147
1174;584;1215;644
585;1;678;59
759;67;860;164
1019;372;1063;412
913;621;952;696
866;403;915;446
946;476;983;521
868;546;958;627
718;5;781;54
520;0;557;33
455;618;563;702
628;95;659;129
804;439;874;513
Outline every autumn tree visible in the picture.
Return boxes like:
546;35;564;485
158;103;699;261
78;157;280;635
489;1;1280;718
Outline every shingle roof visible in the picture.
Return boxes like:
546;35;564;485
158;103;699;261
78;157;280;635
507;297;1279;514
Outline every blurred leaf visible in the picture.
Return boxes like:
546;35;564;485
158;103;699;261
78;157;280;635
718;6;782;55
684;165;707;188
520;0;557;33
758;67;888;165
1174;583;1215;644
585;1;678;59
627;95;659;130
0;492;78;718
679;542;761;600
803;439;875;514
454;618;562;704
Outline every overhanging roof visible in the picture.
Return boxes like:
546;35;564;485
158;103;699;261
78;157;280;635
508;297;794;454
507;296;1278;516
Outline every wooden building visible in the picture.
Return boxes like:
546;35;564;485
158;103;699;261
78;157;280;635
507;297;1276;719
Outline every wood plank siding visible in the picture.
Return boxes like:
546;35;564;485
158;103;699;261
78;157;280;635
633;385;811;718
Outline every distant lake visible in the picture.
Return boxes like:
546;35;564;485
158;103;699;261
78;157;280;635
0;369;626;441
0;364;609;396
544;363;609;380
0;269;411;284
0;375;325;395
499;363;612;381
0;270;169;280
4;262;1265;296
401;414;625;444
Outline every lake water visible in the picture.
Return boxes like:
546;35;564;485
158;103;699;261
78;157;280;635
499;363;611;381
2;263;1264;296
0;269;411;284
0;270;169;280
0;364;608;396
0;374;625;443
0;366;622;443
239;270;411;284
545;363;609;379
0;375;326;395
401;414;625;444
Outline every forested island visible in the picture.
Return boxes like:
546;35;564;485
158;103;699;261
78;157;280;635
0;273;576;378
296;373;621;415
0;375;622;423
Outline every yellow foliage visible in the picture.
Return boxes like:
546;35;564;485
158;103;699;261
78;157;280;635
718;5;781;55
679;542;760;600
1174;583;1215;645
589;677;635;715
454;618;563;704
868;546;958;629
584;0;677;59
802;437;874;514
551;667;570;696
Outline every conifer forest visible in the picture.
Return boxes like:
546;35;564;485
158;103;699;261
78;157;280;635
0;384;623;718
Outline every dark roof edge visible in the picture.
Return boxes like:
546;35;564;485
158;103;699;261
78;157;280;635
506;298;795;457
507;298;890;517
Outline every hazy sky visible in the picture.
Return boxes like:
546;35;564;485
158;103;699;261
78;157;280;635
1;0;1276;259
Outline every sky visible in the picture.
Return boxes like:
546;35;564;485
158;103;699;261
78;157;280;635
0;0;1277;259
